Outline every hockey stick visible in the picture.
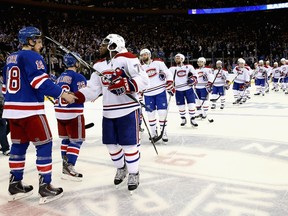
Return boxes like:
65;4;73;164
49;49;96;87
141;113;158;155
46;96;94;129
152;69;177;143
192;87;214;123
194;68;221;122
45;36;152;112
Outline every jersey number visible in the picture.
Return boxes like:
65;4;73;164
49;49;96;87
7;66;21;94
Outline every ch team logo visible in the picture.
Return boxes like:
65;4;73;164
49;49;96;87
177;70;186;77
146;68;157;78
101;70;114;86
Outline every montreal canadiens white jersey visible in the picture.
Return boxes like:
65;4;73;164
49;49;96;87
232;66;250;83
194;67;214;89
254;66;268;79
265;65;272;76
281;64;288;77
142;59;172;96
212;68;230;87
169;64;195;91
79;52;149;119
271;67;281;79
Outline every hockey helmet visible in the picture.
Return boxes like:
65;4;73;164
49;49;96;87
18;26;42;45
175;53;185;62
237;58;245;64
197;57;206;64
63;53;79;67
102;34;126;53
140;48;151;57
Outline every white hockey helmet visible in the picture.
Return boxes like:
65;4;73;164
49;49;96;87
140;48;151;57
197;57;206;64
175;53;185;62
273;62;278;66
216;60;222;65
280;58;286;64
102;34;126;53
258;60;264;65
237;58;245;64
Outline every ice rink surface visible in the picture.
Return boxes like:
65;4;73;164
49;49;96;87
0;87;288;216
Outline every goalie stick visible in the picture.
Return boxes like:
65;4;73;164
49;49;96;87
46;96;94;129
45;36;152;112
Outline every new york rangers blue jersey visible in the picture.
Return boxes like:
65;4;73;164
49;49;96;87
54;70;87;120
2;50;64;119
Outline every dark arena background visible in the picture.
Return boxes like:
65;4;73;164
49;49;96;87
0;1;288;216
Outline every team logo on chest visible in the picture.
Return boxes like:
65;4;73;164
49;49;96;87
101;70;114;86
177;70;186;77
146;68;157;78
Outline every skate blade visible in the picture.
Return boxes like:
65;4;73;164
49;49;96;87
39;192;63;204
115;177;127;189
61;173;82;182
8;191;33;202
129;188;138;196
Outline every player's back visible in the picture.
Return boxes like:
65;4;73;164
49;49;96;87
55;70;86;120
3;50;49;118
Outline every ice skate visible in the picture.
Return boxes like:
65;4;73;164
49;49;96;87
3;150;10;156
114;164;128;188
149;129;158;141
220;104;225;109
139;126;144;132
8;174;33;202
128;172;139;194
62;161;83;182
39;175;63;204
211;104;216;109
190;117;198;127
180;117;187;126
254;92;260;95
162;131;168;143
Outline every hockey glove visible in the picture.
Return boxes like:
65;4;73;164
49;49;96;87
206;82;213;93
187;76;197;86
166;80;175;96
108;77;138;95
225;80;230;90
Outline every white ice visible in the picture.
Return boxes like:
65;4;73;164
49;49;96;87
1;87;288;216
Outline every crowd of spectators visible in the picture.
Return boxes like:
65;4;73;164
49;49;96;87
39;0;288;9
0;3;287;78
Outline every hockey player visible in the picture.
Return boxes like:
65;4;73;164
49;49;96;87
253;60;268;96
194;57;214;118
210;60;230;110
232;58;250;104
169;53;198;126
54;53;87;181
265;61;272;92
280;58;288;94
140;48;173;142
244;63;253;100
74;34;149;193
2;26;77;203
271;62;281;92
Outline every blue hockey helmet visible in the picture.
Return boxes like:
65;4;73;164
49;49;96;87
18;26;42;45
63;53;79;67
